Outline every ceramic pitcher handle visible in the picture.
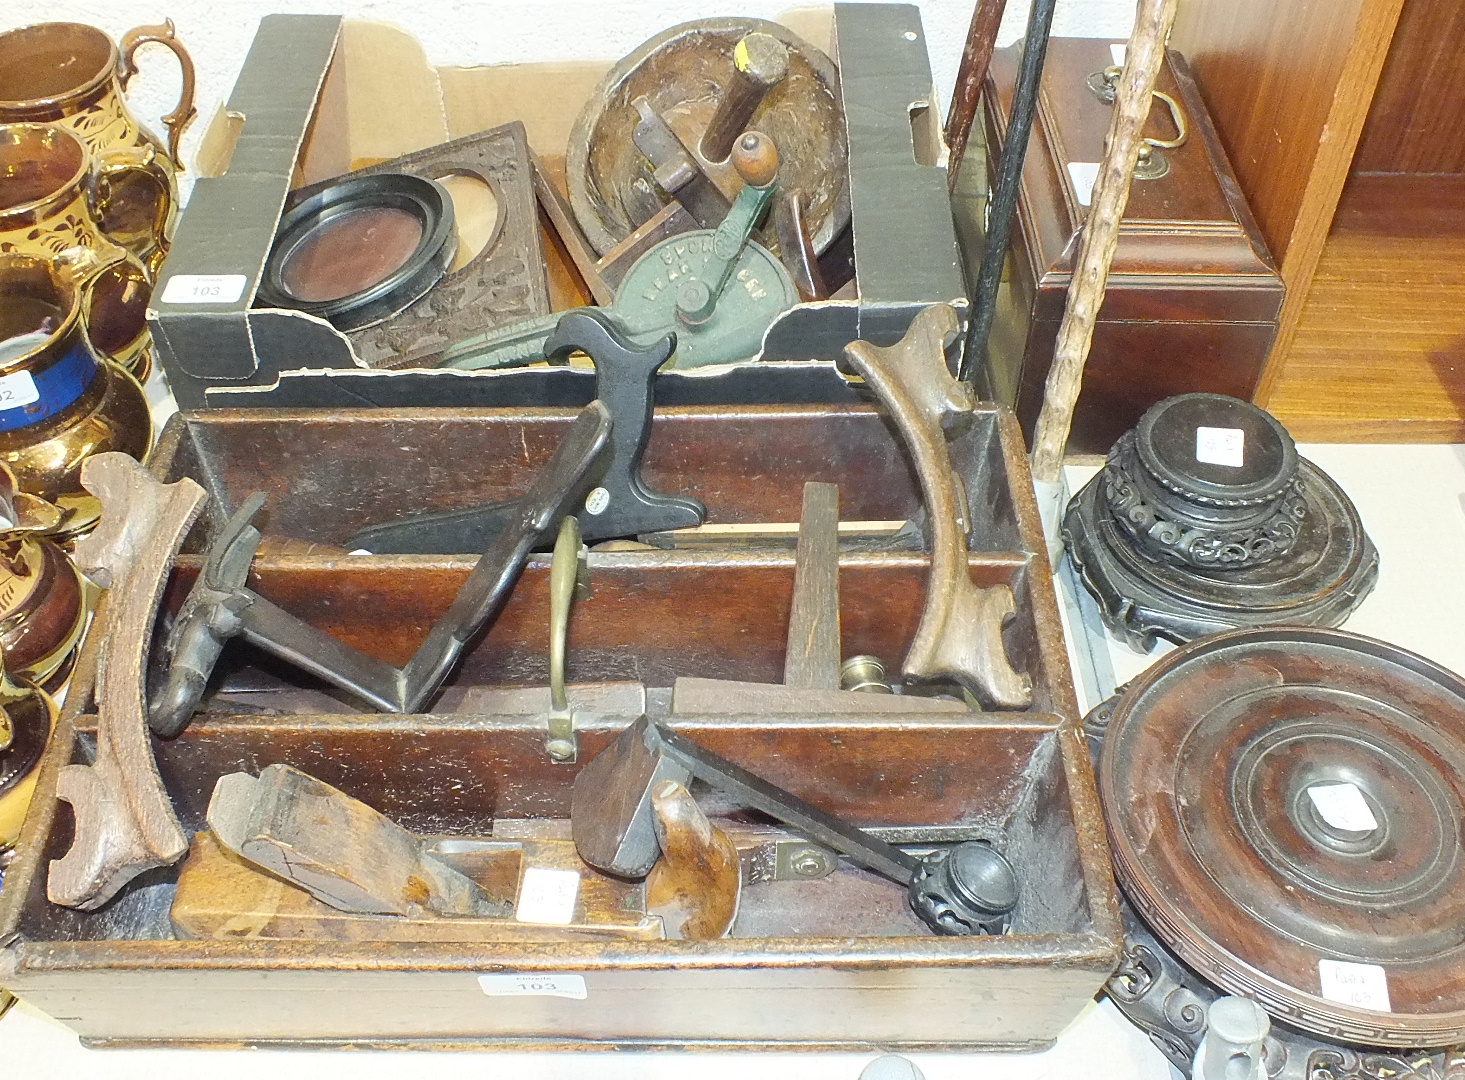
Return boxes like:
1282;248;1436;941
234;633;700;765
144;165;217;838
89;145;172;278
119;20;197;168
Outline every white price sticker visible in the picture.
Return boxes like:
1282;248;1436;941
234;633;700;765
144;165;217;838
584;486;610;515
1307;783;1379;833
1195;426;1246;468
515;866;580;925
477;973;588;1000
1111;43;1127;67
160;273;247;305
0;369;40;410
1067;161;1101;207
1319;960;1391;1012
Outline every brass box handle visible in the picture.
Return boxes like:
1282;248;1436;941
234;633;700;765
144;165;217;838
1086;65;1188;179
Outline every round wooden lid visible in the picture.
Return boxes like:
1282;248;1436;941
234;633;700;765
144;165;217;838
1099;626;1465;1047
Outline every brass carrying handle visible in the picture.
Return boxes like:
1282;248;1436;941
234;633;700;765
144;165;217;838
547;515;582;714
1143;90;1188;149
119;20;198;168
1086;66;1189;151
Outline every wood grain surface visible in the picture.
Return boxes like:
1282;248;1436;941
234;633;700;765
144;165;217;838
646;780;740;940
1266;175;1465;441
143;403;1071;720
3;695;1117;1047
843;306;1031;708
207;764;500;918
984;39;1283;454
783;482;841;689
0;386;1114;1048
47;456;204;911
1354;0;1465;175
1171;0;1408;412
172;829;661;943
671;677;967;714
943;0;1009;189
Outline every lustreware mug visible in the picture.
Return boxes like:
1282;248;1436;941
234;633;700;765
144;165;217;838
0;461;87;691
0;21;195;273
0;121;169;281
0;253;152;536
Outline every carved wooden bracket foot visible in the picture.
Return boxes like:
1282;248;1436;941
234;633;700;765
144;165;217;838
48;454;205;910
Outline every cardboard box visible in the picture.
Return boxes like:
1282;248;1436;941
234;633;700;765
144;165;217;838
151;4;970;410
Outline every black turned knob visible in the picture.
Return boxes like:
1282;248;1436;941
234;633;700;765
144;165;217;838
908;841;1018;936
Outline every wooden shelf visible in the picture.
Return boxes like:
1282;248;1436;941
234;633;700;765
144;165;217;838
1265;175;1465;440
1171;0;1465;442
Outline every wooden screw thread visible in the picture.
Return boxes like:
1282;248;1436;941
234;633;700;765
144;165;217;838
1029;0;1180;483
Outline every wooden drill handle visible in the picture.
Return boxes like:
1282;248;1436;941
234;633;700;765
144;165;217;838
701;33;789;163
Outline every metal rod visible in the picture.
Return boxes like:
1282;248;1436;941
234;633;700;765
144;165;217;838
1030;0;1180;481
651;723;921;883
944;0;1010;193
547;516;581;714
958;0;1058;386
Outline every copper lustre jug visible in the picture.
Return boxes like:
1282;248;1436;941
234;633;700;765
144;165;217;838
0;121;171;281
0;253;152;536
0;463;87;690
0;21;195;273
0;656;57;851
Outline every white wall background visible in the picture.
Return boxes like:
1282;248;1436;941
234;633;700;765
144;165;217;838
4;0;1135;199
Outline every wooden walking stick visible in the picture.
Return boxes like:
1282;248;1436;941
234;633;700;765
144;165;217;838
944;0;1010;192
1029;0;1181;485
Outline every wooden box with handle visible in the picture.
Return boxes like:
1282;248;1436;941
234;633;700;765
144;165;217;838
983;37;1284;456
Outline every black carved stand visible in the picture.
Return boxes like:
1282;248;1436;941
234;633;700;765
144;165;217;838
1062;393;1379;651
1085;626;1465;1080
